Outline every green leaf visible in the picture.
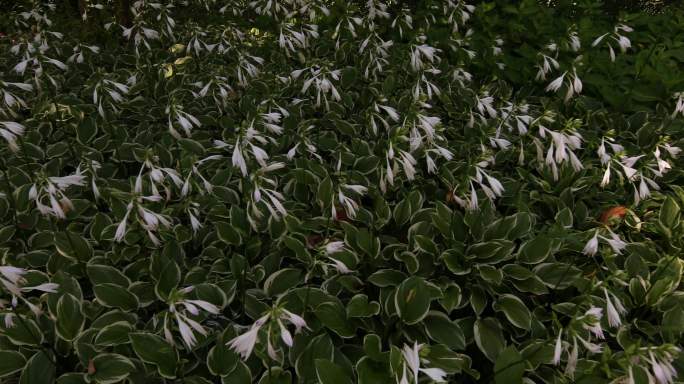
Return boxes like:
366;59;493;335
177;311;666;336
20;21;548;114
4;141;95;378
367;269;406;287
474;318;506;362
76;116;98;143
533;263;582;290
423;311;466;350
356;229;381;258
216;222;242;245
282;236;310;261
494;346;524;384
258;366;292;384
467;240;516;263
315;359;352;384
0;225;16;244
221;361;252;383
0;350;26;378
660;196;680;229
346;294;381;318
93;284;139;311
356;357;392;384
425;344;472;374
518;235;556;264
295;333;334;382
207;343;239;376
20;351;55;384
393;198;412;226
317;176;333;206
442;247;469;275
56;293;85;341
87;264;131;287
263;268;301;296
555;207;573;228
152;251;181;301
496;294;531;330
88;353;135;384
94;321;134;346
129;332;178;379
362;334;385;361
394;276;431;324
178;138;205;155
314;301;356;338
56;373;88;384
1;315;44;346
506;212;533;239
54;231;92;261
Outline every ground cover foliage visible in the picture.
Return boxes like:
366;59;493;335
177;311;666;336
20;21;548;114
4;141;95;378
1;0;684;383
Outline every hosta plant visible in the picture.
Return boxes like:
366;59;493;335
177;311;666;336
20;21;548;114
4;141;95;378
0;0;683;383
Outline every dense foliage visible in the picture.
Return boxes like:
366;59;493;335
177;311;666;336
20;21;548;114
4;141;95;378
1;0;684;383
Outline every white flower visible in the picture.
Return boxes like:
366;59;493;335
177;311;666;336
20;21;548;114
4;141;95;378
278;320;293;347
576;335;602;354
583;307;605;339
22;283;59;293
569;32;581;51
0;122;25;152
583;230;599;256
227;314;270;359
189;210;202;233
476;95;497;118
469;183;479;211
592;33;609;47
338;190;360;218
650;351;678;384
484;174;504;197
262;162;286;173
604;290;621;327
553;330;563;365
4;313;14;328
545;72;566;93
325;241;345;255
615;35;631;52
426;154;436;174
399;366;410;384
183;299;220;315
114;203;133;242
250;144;269;166
399;151;417;181
401;342;447;384
0;266;58;314
572;71;583;94
621;164;638;181
328;258;352;274
176;313;198;349
379;105;399;121
0;266;25;285
603;288;627;328
565;338;579;378
600;166;611;187
662;143;681;157
168;290;221;350
638;177;650;201
232;140;248;176
287;144;299;160
597;139;609;164
621;155;644;168
600;231;627;254
281;309;308;334
341;184;368;195
49;174;87;189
